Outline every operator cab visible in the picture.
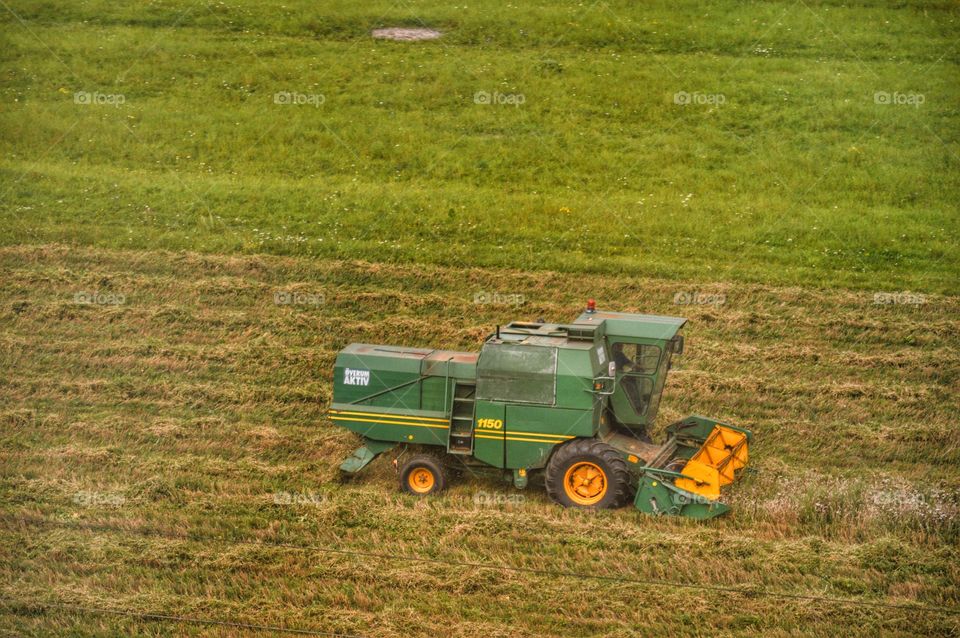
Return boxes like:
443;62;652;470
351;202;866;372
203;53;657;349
574;305;686;440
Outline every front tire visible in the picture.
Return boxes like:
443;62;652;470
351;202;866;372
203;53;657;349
545;439;632;509
399;453;447;496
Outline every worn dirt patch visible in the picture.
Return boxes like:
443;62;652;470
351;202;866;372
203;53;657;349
371;27;442;41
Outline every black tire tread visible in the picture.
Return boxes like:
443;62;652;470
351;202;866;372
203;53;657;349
544;439;633;509
398;452;448;496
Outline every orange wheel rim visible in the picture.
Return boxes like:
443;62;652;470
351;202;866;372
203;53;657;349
563;461;607;505
408;468;435;494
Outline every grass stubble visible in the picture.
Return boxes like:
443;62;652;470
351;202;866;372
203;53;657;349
0;244;957;636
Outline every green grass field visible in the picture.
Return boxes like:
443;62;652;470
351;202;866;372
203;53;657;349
1;0;959;636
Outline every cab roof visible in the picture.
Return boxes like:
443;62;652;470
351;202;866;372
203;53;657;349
486;309;687;349
573;310;687;341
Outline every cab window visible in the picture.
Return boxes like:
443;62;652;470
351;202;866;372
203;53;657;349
620;376;654;414
611;343;660;374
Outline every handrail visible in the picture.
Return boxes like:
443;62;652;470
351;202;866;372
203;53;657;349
443;356;454;414
583;375;617;396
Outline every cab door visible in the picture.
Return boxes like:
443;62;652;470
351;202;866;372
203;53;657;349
608;340;663;430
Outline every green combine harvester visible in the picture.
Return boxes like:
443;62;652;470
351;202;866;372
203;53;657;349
330;302;751;518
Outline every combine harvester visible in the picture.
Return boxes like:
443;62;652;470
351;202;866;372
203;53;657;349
330;302;751;519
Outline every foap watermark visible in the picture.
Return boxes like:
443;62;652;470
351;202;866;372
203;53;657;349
274;291;325;306
673;291;726;307
74;91;126;107
674;91;726;106
873;291;927;306
272;490;326;507
274;91;325;107
474;90;526;106
74;291;126;305
874;91;924;108
474;491;526;507
473;291;525;306
73;491;126;507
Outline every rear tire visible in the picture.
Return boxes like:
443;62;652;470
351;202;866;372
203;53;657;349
399;453;448;496
545;439;632;509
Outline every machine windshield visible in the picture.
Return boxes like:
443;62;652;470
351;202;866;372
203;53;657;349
611;343;661;375
610;343;669;417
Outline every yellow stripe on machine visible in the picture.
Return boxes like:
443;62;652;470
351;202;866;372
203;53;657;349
475;429;575;441
510;431;575;441
505;435;571;444
329;415;449;430
330;410;578;443
329;409;449;423
476;433;573;444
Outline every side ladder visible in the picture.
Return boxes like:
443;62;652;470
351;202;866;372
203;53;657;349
447;381;476;455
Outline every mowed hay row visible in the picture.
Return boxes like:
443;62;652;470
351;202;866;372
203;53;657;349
2;244;958;506
1;525;957;638
1;244;959;635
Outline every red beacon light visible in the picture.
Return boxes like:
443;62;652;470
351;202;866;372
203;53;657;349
586;299;596;313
